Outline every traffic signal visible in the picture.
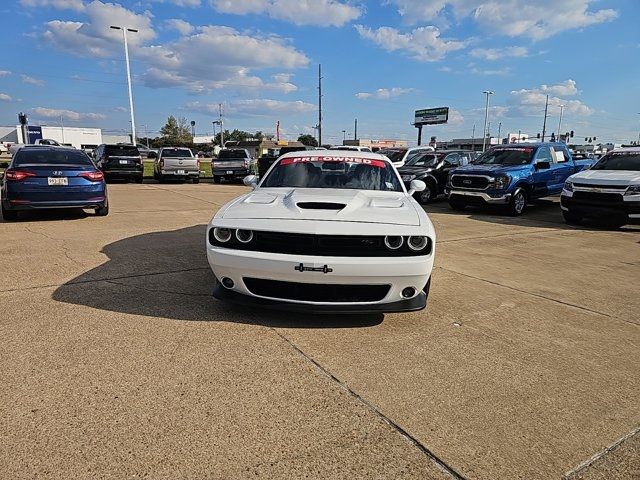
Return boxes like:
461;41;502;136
570;130;574;138
18;112;27;125
537;133;541;139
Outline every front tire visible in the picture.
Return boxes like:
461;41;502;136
507;188;527;216
135;175;144;184
1;203;18;221
213;176;221;184
449;197;466;211
193;177;200;184
415;183;435;204
562;210;582;225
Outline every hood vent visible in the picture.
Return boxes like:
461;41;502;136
296;202;346;210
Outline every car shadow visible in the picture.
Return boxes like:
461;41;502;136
421;196;639;232
51;225;384;328
1;208;91;223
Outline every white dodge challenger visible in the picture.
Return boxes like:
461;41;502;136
206;151;436;313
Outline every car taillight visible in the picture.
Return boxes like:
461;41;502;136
4;169;36;181
80;171;104;181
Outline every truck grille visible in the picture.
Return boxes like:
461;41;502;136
243;278;390;303
451;175;489;190
572;191;623;204
209;230;432;257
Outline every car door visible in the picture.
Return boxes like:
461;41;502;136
439;153;461;192
531;146;554;197
549;146;573;192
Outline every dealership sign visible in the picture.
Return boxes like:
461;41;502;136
414;107;449;126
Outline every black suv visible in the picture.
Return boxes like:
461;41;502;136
398;150;475;203
94;144;143;183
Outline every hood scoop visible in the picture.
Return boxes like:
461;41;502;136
296;202;346;210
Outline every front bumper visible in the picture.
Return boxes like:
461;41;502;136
207;245;433;313
160;169;199;177
560;191;640;221
446;189;511;204
213;168;250;178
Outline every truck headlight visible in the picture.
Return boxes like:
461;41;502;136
494;175;511;189
564;180;574;192
625;184;640;195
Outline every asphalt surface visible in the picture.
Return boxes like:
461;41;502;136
0;181;638;479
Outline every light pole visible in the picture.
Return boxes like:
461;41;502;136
110;25;138;146
60;115;65;144
557;104;565;140
541;94;549;142
471;123;476;151
342;130;346;142
637;113;640;145
482;90;493;152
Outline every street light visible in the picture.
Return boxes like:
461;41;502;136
342;130;346;142
482;90;494;152
557;104;565;141
110;25;138;146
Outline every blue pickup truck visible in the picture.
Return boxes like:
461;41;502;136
446;143;594;215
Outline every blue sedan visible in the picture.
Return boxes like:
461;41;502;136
1;146;108;221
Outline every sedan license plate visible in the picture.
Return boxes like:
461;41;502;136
119;160;129;164
177;169;185;175
48;177;68;186
226;170;234;174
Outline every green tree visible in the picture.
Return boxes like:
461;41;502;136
298;134;318;147
160;116;192;144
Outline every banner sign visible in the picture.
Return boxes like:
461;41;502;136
414;107;449;126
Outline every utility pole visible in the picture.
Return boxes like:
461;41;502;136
143;124;149;147
557;105;564;141
342;130;346;142
471;124;476;151
541;94;549;142
60;115;65;144
482;90;494;152
354;118;358;141
497;122;502;144
317;64;322;146
110;25;138;146
218;103;224;148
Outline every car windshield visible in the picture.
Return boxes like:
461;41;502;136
261;156;403;192
105;145;139;157
474;148;534;165
13;149;93;166
590;152;640;171
379;149;406;163
162;148;192;157
218;150;248;159
406;153;440;167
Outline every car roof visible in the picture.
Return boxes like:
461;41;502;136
15;145;77;153
611;147;640;153
279;149;390;163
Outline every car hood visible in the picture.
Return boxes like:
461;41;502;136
569;169;640;185
397;165;433;176
453;164;528;175
221;188;420;226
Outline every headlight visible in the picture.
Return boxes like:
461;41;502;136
625;184;640;195
494;175;511;189
407;236;429;252
213;227;233;243
564;180;574;192
235;229;253;243
384;236;403;250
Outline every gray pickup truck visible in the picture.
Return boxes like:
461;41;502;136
152;147;200;183
213;149;252;184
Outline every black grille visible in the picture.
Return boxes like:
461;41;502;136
243;278;390;302
572;191;623;204
451;175;489;189
208;229;432;256
573;183;628;190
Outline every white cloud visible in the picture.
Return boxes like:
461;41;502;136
0;70;11;77
32;107;106;121
355;25;465;61
186;99;315;117
541;79;578;96
20;0;85;10
0;93;12;101
153;0;200;6
39;2;308;95
387;0;617;39
508;80;591;117
355;87;414;100
470;46;528;61
211;0;362;27
21;75;45;86
165;19;194;35
470;67;510;75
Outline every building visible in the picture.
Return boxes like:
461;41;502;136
16;125;103;149
441;137;500;151
343;139;408;149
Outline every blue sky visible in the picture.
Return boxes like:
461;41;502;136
1;0;638;145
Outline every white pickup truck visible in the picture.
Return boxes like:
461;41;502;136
561;147;640;227
151;147;200;183
9;138;65;155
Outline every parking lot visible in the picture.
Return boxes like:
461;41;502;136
1;181;638;479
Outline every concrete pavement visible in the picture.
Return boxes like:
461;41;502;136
0;182;638;479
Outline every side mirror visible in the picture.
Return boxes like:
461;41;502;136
243;174;258;189
148;151;157;159
535;160;551;170
408;179;426;196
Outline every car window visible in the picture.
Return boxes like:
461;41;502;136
218;150;248;159
378;149;406;163
13;149;93;166
443;153;461;167
262;156;402;192
591;152;640;171
161;148;192;157
551;146;569;163
535;146;553;163
105;145;140;157
406;153;439;167
460;153;472;165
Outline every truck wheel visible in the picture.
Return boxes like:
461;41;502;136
1;203;18;221
95;200;109;217
193;177;200;184
562;210;582;225
213;176;221;184
507;188;527;216
415;182;435;204
449;198;466;211
135;176;144;184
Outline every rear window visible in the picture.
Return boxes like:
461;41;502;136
13;149;93;166
218;149;248;160
591;152;640;171
161;148;192;157
105;145;140;157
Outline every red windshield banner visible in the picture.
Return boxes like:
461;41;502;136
280;156;387;168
